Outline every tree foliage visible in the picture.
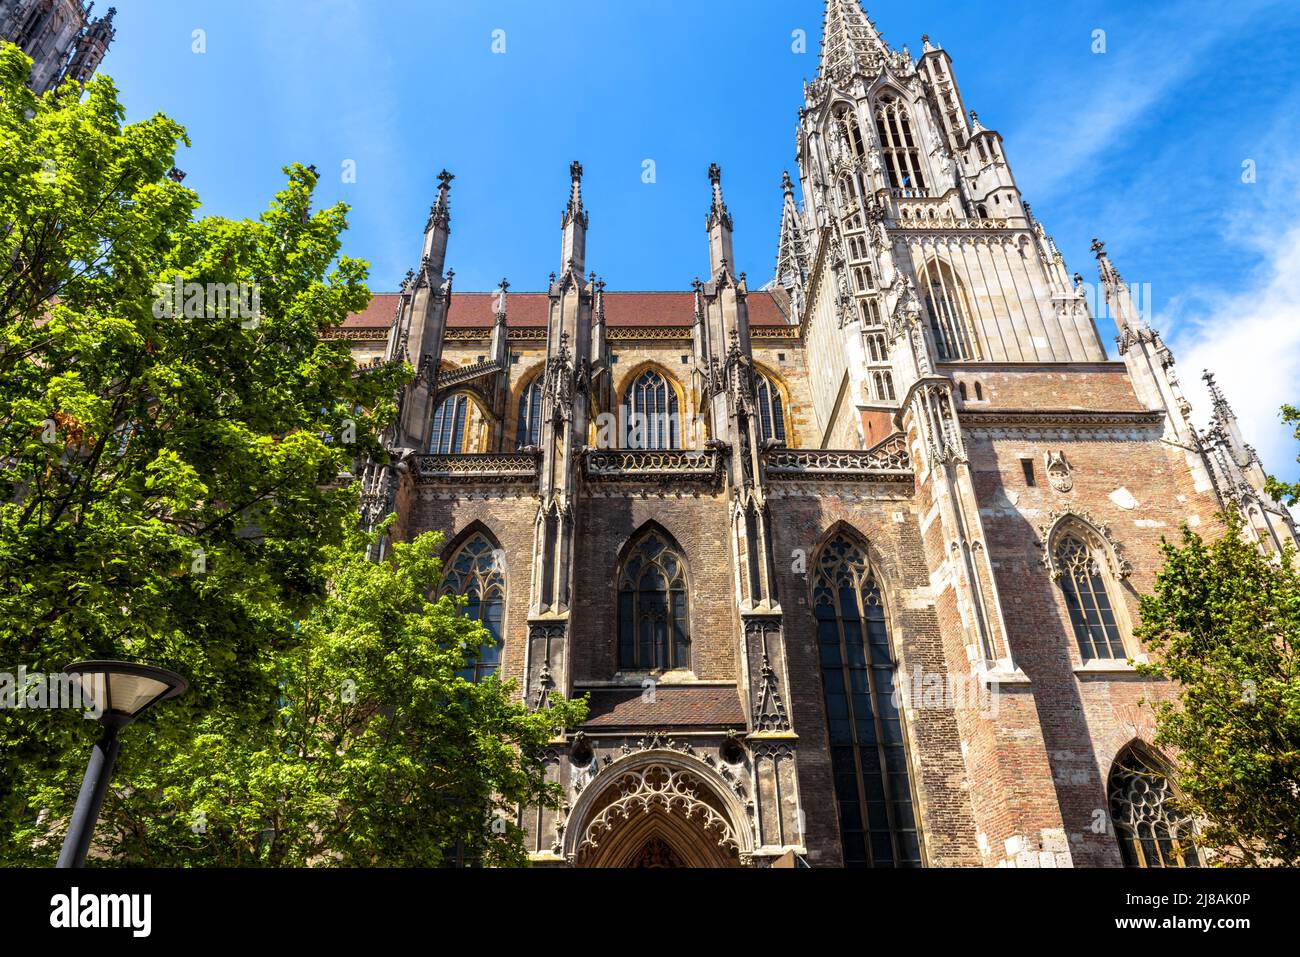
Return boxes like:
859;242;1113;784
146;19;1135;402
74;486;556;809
0;43;583;865
10;524;585;866
1136;516;1300;866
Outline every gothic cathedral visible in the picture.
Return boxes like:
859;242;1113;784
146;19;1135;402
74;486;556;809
335;2;1296;867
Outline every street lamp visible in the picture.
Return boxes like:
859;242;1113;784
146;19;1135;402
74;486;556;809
56;660;189;868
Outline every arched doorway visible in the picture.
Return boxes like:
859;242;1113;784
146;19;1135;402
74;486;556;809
564;751;754;868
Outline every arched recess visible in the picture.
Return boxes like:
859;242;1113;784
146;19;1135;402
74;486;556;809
563;750;756;868
1039;511;1134;662
917;257;978;361
808;523;924;867
612;521;692;673
612;361;691;450
751;361;794;446
1107;741;1202;868
429;387;495;453
440;521;507;682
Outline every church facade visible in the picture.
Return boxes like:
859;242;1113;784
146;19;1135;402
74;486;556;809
340;1;1297;868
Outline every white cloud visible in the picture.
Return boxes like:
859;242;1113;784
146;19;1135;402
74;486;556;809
1009;0;1285;202
1170;223;1300;478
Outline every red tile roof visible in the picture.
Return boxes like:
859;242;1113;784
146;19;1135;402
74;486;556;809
581;685;746;729
341;290;792;330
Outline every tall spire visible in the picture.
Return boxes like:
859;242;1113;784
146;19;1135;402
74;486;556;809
818;0;890;82
1091;238;1147;341
706;163;735;277
774;170;810;296
421;169;453;274
560;160;588;277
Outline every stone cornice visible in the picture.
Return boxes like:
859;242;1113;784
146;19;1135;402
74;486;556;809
959;409;1163;431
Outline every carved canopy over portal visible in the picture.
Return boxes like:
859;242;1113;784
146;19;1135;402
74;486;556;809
563;750;755;868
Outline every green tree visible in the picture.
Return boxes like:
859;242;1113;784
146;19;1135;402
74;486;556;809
1136;516;1300;866
12;524;585;866
0;43;581;865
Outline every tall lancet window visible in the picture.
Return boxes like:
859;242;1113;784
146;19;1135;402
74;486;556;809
623;369;680;449
516;377;544;449
1055;531;1127;661
442;532;505;682
919;259;976;361
874;95;928;194
813;532;921;867
430;393;468;453
835;106;866;159
754;373;787;444
1108;745;1201;868
617;529;690;671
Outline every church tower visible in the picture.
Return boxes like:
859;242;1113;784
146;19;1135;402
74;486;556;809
0;1;116;94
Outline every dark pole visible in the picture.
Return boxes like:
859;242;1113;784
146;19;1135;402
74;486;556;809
56;723;121;868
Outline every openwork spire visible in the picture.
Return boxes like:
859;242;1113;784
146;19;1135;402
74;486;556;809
818;0;890;82
774;171;810;291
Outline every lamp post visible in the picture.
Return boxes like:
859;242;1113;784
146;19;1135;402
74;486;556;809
56;660;188;868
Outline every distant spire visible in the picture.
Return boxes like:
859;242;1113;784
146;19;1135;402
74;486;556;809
818;0;890;82
774;170;810;291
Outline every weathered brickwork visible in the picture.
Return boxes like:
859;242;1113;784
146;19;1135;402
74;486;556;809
341;3;1297;867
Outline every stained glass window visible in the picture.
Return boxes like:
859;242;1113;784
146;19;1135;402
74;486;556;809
814;533;921;867
442;533;505;681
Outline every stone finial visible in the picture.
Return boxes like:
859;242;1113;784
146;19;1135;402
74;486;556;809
969;111;985;133
781;169;794;194
707;163;732;230
563;161;587;227
1202;370;1235;421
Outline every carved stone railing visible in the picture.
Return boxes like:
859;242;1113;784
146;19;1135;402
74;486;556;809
764;433;912;483
436;358;502;389
584;448;720;482
413;451;540;485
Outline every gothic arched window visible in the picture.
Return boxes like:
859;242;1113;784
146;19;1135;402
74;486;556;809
813;532;921;867
835;107;866;159
875;96;928;194
1054;530;1126;661
516;376;543;449
754;373;787;444
430;393;468;453
617;529;690;671
1108;745;1201;868
442;532;505;682
622;369;680;449
919;259;976;361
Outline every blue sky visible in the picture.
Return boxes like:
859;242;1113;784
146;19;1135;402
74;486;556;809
100;0;1300;478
